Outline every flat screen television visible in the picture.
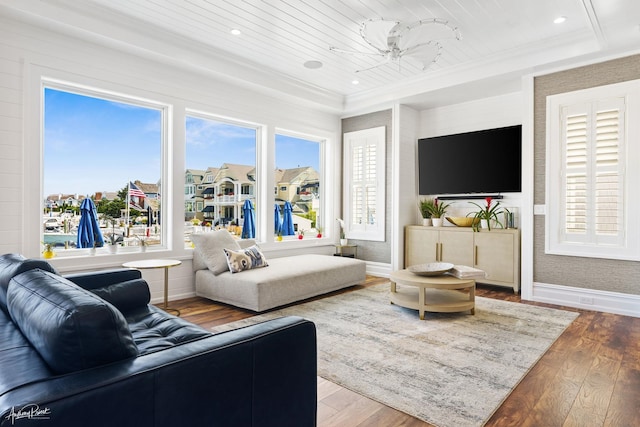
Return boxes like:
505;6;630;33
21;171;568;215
418;125;522;195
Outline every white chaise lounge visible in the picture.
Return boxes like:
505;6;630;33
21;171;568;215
191;230;366;312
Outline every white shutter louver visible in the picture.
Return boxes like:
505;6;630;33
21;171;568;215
594;109;621;236
565;113;588;235
351;146;364;225
561;100;624;244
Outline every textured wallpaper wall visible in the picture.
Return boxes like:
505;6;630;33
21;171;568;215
534;54;640;294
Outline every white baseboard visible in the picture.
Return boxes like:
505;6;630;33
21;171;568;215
152;291;196;305
532;282;640;318
365;261;392;278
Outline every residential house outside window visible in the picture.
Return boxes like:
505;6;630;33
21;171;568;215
185;114;258;246
43;85;166;255
546;79;640;260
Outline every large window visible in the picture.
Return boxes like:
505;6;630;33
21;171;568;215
43;85;165;254
546;79;640;260
39;81;331;256
184;114;257;246
274;132;323;241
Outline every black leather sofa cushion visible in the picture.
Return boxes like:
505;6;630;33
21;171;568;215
7;269;138;374
65;268;143;290
0;309;53;397
90;278;151;314
0;253;56;314
126;306;212;355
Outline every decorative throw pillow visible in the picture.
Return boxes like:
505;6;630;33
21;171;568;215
190;230;240;275
223;245;269;273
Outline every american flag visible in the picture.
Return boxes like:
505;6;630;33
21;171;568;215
129;182;145;198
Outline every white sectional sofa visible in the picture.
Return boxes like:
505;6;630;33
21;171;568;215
191;230;366;312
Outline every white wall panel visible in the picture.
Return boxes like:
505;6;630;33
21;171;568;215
419;92;523;138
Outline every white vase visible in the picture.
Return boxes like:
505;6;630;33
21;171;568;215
481;219;489;229
89;247;96;256
431;218;443;227
340;238;348;246
108;244;118;254
422;218;432;226
140;245;147;253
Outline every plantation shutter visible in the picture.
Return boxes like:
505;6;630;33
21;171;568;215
351;142;377;226
564;111;588;237
561;98;624;245
351;145;364;225
343;126;386;241
364;144;377;225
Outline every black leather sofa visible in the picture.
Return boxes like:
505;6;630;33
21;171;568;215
0;254;317;427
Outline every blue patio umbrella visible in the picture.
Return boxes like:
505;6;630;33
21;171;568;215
77;198;104;248
281;201;295;236
241;199;256;239
274;204;282;235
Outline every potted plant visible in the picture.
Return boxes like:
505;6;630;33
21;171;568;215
42;242;55;259
135;234;149;252
336;218;347;246
468;197;503;231
316;226;323;238
430;198;451;227
104;215;124;253
503;207;516;229
418;198;436;226
105;233;124;253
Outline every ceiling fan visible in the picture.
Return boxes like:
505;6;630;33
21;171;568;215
330;18;462;73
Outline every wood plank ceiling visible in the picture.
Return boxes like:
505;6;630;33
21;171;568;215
5;0;640;109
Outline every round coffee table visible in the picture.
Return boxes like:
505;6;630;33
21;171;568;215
390;269;475;320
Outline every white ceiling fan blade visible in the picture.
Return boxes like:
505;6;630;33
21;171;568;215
355;57;392;73
360;19;399;52
403;41;442;70
329;46;386;58
395;19;461;50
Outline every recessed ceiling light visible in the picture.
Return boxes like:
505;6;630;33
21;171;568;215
230;28;242;35
303;60;323;69
553;16;567;24
352;80;359;85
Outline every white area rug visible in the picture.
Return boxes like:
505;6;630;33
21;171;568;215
211;283;578;427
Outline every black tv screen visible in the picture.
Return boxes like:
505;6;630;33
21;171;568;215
418;125;522;195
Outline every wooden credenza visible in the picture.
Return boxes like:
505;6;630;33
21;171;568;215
405;225;520;293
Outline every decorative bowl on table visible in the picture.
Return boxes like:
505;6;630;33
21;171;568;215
445;217;479;227
408;262;454;276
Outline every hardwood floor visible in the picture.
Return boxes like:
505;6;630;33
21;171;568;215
167;276;640;427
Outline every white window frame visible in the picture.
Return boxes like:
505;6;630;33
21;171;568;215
343;126;386;242
546;79;640;260
274;129;326;236
38;79;170;257
184;110;261;242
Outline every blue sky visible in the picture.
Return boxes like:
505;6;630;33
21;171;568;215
44;88;161;197
44;89;320;197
